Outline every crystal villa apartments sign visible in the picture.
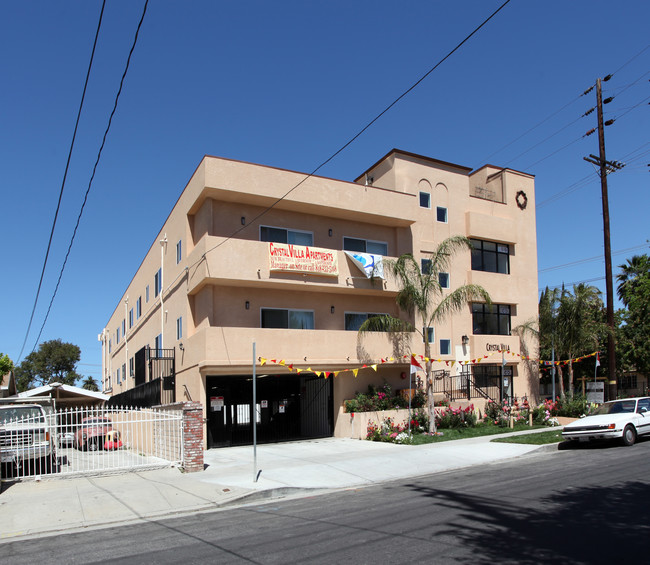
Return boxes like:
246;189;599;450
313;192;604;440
268;242;339;276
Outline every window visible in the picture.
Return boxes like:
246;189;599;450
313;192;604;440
421;259;432;275
108;339;112;354
471;239;510;274
129;308;134;329
343;237;388;256
438;272;450;288
419;192;431;208
440;339;451;355
155;334;162;356
344;312;387;331
621;375;638;390
122;363;126;384
122;319;126;338
260;226;313;246
261;308;314;329
472;303;511;335
116;367;121;385
423;327;434;343
176;316;183;340
636;398;649;413
146;285;150;303
116;326;121;343
473;365;502;388
136;297;142;319
176;240;182;264
436;206;447;223
154;269;162;298
129;357;134;378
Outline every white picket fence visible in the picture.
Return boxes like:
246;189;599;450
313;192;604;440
1;406;183;481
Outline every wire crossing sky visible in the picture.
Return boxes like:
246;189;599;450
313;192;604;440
1;1;648;381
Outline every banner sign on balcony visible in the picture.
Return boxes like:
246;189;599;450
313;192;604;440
269;242;338;276
344;251;384;279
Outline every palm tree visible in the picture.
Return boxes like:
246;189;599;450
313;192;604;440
81;376;99;392
526;287;562;398
616;254;650;307
359;235;490;433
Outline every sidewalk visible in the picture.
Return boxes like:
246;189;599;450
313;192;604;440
0;429;559;542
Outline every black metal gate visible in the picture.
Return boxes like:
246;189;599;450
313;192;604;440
206;373;333;448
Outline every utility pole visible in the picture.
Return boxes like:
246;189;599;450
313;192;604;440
583;76;624;401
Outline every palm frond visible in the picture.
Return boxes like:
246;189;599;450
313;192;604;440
358;315;414;335
429;284;491;326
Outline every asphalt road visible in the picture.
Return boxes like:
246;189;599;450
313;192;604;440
3;439;650;564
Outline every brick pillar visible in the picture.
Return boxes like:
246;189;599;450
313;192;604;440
181;401;204;473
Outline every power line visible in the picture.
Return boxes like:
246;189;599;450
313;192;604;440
480;93;585;164
30;0;149;354
538;244;649;273
481;47;649;172
504;114;584;167
521;133;586;171
193;0;513;268
536;172;598;208
541;276;605;292
610;43;650;77
17;0;107;364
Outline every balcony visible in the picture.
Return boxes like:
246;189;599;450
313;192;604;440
187;236;400;297
186;327;415;375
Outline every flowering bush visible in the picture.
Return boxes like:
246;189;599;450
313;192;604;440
483;399;510;427
345;383;425;413
437;404;477;429
408;409;429;433
532;398;558;425
366;417;413;444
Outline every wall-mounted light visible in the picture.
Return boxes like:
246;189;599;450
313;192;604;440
245;301;250;310
328;228;333;237
462;335;469;346
241;216;246;225
331;306;335;314
179;342;184;351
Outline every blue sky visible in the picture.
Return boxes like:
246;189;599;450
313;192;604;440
1;1;648;383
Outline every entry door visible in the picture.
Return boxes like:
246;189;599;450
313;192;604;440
207;384;231;448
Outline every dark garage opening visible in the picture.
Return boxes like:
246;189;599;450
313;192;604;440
206;373;333;448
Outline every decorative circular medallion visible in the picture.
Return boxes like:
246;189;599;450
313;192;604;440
516;190;528;210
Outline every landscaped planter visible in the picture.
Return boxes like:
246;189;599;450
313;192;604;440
333;406;444;439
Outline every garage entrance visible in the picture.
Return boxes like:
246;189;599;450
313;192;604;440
206;373;333;448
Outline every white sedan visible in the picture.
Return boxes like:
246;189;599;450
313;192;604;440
562;396;650;446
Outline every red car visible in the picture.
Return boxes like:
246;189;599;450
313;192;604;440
75;417;119;451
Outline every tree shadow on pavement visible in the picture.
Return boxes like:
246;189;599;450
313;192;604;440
407;479;650;564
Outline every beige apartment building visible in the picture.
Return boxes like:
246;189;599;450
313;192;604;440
100;149;539;448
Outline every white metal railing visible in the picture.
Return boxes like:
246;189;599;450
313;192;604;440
1;406;183;482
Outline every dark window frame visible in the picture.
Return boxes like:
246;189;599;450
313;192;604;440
471;238;510;274
344;312;388;331
343;237;388;256
472;303;512;336
260;225;313;246
261;308;315;329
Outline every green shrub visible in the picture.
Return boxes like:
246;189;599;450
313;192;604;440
344;383;424;413
437;405;477;429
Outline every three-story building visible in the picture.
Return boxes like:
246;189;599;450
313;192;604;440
100;149;539;447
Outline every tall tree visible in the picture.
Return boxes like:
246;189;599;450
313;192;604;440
81;376;100;392
359;235;490;433
557;283;604;397
0;352;13;377
616;255;650;307
616;254;650;381
535;285;605;399
15;339;82;391
537;287;563;398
